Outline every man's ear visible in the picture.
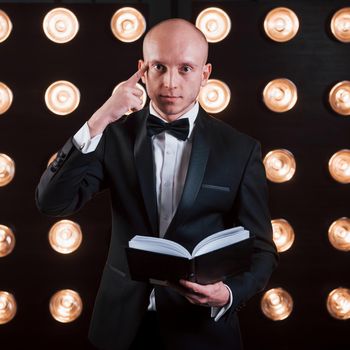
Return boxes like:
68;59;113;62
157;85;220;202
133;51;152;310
138;59;146;84
201;63;212;87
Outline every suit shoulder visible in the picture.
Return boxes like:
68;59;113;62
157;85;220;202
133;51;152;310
104;108;147;137
203;113;260;149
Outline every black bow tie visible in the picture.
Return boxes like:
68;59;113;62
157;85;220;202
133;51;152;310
146;114;189;141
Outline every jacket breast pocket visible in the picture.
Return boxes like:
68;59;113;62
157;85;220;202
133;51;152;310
201;183;231;192
197;183;234;212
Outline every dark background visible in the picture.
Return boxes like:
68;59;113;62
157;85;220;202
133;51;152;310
0;0;349;349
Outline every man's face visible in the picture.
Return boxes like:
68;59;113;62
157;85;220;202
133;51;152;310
139;28;211;121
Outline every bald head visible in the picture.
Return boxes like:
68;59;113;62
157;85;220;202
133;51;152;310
143;18;209;65
138;18;212;122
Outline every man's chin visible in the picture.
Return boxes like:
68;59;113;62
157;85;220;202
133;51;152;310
155;102;193;119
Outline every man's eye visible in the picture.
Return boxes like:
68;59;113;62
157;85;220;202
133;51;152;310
181;66;192;73
154;64;164;71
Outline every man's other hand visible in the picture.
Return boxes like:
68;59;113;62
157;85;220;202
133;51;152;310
169;279;230;307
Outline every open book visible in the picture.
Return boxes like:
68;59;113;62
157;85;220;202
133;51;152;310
125;226;254;285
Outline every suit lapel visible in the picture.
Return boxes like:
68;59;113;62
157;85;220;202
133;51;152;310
133;108;159;235
164;108;210;239
133;106;211;238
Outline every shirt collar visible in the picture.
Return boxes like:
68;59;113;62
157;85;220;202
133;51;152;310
149;101;199;139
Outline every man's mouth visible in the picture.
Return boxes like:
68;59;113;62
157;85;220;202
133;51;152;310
159;95;181;101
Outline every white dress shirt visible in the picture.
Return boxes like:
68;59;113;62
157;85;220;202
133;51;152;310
72;101;233;321
150;102;196;237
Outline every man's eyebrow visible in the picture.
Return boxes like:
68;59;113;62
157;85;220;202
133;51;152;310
149;60;198;67
181;61;198;67
149;60;162;64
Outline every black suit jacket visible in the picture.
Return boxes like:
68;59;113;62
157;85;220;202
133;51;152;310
36;106;278;350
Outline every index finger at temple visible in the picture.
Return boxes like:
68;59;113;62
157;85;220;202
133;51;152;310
124;64;148;87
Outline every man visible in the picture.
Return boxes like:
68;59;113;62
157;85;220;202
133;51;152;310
36;18;278;350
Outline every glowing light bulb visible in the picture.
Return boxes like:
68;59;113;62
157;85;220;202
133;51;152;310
264;7;299;42
198;79;231;114
261;288;293;321
48;220;82;254
43;8;79;43
327;288;350;320
263;149;296;183
111;7;146;42
49;289;82;323
196;7;231;43
45;80;80;116
330;8;350;43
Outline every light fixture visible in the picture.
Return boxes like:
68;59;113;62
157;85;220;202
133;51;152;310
271;219;295;252
0;10;12;43
49;289;83;323
48;220;82;254
261;288;293;321
43;7;79;43
112;82;147;115
0;153;15;187
195;7;231;43
198;79;231;113
328;218;350;251
0;82;13;115
327;288;350;320
330;7;350;43
328;149;350;184
264;7;299;42
329;81;350;116
263;78;297;112
47;152;58;167
0;291;17;324
110;7;146;43
263;149;296;183
45;80;80;116
0;225;15;258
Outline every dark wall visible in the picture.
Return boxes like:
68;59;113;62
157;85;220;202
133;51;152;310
0;1;349;349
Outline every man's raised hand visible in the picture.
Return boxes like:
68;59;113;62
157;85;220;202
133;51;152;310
88;64;148;137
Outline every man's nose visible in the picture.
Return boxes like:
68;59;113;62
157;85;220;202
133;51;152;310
163;69;178;89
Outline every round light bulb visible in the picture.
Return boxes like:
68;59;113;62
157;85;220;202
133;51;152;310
49;289;82;323
328;149;350;184
110;7;146;43
0;225;15;257
43;7;79;44
327;288;350;320
263;78;298;113
0;291;17;324
0;10;12;43
45;80;80;116
261;288;293;321
0;82;13;115
195;7;231;43
328;218;350;251
198;79;231;114
330;8;350;43
263;149;296;183
272;219;295;252
329;81;350;116
264;7;299;42
0;153;15;187
48;220;82;254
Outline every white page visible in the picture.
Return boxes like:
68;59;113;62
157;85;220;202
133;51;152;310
129;235;191;258
192;226;244;256
192;227;249;257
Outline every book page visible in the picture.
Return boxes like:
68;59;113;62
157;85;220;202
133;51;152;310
192;226;249;257
129;235;191;258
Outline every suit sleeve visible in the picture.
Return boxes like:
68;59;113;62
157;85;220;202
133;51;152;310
225;140;278;314
35;128;107;217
